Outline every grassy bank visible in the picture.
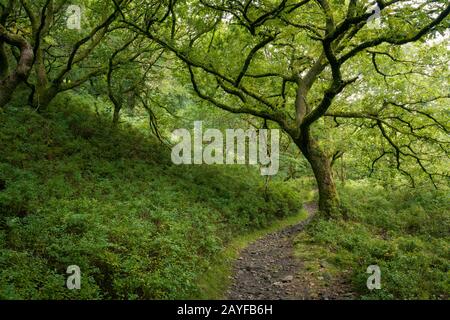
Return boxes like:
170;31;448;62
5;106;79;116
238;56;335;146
0;94;304;299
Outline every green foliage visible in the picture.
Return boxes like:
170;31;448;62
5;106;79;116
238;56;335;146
0;94;302;299
1;0;449;301
297;180;449;300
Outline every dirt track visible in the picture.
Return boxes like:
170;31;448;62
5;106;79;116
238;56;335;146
227;202;356;300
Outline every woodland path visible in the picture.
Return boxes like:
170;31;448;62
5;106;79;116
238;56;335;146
227;203;355;300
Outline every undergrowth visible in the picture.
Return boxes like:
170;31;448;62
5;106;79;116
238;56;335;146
0;93;303;299
295;180;449;300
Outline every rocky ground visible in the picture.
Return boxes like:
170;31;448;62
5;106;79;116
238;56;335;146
227;202;356;300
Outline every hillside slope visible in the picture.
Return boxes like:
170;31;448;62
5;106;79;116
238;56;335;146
0;94;303;299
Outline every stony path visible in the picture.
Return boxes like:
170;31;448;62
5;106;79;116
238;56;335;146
227;203;318;300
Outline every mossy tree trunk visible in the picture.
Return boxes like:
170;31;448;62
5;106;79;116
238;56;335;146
295;134;340;219
0;26;33;108
112;103;121;127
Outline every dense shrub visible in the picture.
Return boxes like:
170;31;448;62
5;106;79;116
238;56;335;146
301;180;449;299
0;94;302;299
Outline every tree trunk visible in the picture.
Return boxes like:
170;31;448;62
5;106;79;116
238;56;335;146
31;46;53;111
112;104;121;127
0;42;9;80
31;85;58;111
0;26;33;108
295;134;340;218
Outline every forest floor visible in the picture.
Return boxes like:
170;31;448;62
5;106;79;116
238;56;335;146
227;203;357;300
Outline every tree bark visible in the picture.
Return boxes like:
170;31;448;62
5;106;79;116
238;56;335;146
295;134;340;218
0;26;34;108
112;104;121;127
0;42;9;80
31;85;58;111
